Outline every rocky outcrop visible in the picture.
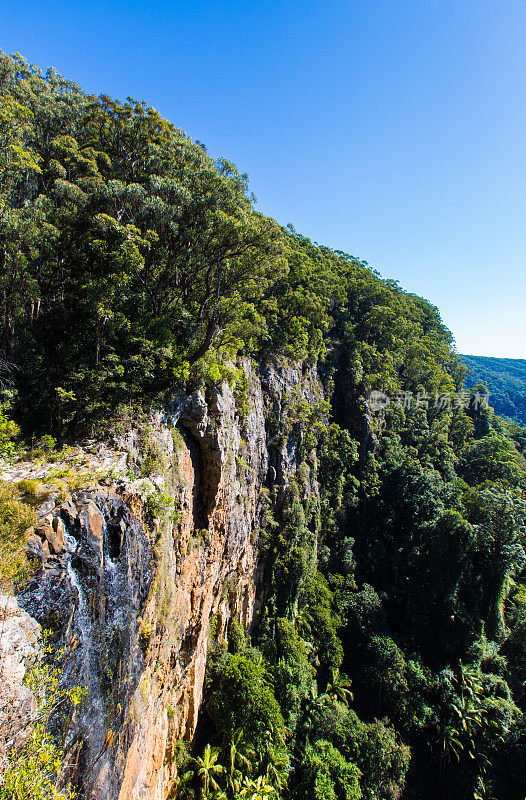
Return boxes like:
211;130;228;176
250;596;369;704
12;358;324;800
0;595;41;775
19;484;153;799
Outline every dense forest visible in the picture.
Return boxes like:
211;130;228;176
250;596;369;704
462;354;526;426
2;51;526;800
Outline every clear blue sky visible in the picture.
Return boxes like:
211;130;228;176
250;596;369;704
2;0;525;357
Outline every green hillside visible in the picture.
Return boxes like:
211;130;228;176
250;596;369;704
462;354;526;425
3;51;526;800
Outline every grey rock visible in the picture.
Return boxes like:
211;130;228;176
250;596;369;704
26;536;44;563
36;496;57;518
0;596;40;761
60;496;78;525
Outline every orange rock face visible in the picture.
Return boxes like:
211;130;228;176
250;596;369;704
12;359;322;800
114;372;267;800
111;361;323;800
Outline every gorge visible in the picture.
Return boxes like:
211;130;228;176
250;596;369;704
1;50;526;800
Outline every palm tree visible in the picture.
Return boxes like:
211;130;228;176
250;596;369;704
175;768;196;799
264;761;287;796
252;731;288;795
294;607;314;637
191;744;225;799
226;729;254;794
326;668;354;706
238;775;277;800
433;664;486;772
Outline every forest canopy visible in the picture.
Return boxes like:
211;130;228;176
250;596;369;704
462;354;526;425
0;51;463;436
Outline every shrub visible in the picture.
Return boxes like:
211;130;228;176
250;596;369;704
0;725;76;800
0;483;37;592
1;636;84;800
358;720;411;800
298;739;362;800
0;404;20;460
16;478;46;497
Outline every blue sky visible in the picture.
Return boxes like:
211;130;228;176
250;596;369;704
2;0;525;357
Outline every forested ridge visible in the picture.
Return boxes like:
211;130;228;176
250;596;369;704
2;52;526;800
462;354;526;426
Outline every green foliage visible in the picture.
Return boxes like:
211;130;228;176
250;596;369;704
258;482;318;619
191;743;225;798
137;424;168;477
462;354;526;425
271;618;315;730
205;649;288;762
0;51;288;435
0;725;75;800
298;740;362;800
0;51;466;441
461;432;526;487
467;485;526;640
0;482;36;591
300;572;344;674
237;774;278;799
1;636;84;800
16;477;45;497
357;720;411;800
0;402;20;458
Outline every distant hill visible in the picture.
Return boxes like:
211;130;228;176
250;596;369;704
462;354;526;425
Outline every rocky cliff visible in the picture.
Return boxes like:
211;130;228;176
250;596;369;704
7;359;323;800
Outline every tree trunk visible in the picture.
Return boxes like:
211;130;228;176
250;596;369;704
188;318;218;365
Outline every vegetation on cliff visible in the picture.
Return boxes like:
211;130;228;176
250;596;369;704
2;51;526;800
0;51;461;437
462;354;526;426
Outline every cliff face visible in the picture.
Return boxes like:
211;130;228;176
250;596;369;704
0;596;41;776
14;359;323;800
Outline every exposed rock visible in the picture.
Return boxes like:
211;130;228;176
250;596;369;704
11;358;324;800
0;595;41;683
110;360;321;800
0;444;129;486
61;496;78;526
36;496;57;518
35;519;65;555
26;535;45;563
0;596;41;768
52;516;66;551
82;500;104;541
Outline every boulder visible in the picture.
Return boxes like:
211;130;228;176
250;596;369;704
26;535;45;563
0;596;41;761
0;595;41;684
36;496;57;519
35;519;64;556
49;516;66;554
60;496;78;526
81;500;104;541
